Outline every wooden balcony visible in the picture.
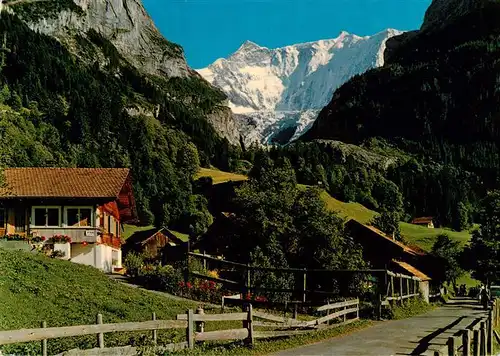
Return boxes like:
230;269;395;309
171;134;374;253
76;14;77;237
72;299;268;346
29;227;101;243
101;233;122;248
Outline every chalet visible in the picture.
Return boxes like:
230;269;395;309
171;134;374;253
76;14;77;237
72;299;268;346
0;168;137;273
346;219;434;302
411;217;434;228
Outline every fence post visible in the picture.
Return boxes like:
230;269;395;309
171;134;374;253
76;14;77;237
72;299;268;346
356;299;360;319
480;321;486;356
187;309;194;349
407;278;410;298
448;336;455;356
343;305;347;322
247;303;254;347
202;251;207;270
473;329;480;356
391;275;395;298
196;306;205;333
293;303;298;320
246;264;251;299
41;321;47;356
463;329;470;356
488;310;493;355
400;276;404;305
302;268;307;303
96;314;104;349
152;312;157;345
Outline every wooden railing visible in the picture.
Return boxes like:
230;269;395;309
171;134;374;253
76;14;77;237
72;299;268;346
0;300;360;354
382;270;421;306
433;299;500;356
434;317;490;356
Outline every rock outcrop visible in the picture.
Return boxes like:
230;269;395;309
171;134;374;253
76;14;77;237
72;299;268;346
11;0;242;146
22;0;190;78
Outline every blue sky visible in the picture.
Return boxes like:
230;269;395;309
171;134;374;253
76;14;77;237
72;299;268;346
143;0;431;69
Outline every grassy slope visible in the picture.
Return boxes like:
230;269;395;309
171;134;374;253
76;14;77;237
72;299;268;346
0;248;198;354
320;191;471;252
196;168;248;185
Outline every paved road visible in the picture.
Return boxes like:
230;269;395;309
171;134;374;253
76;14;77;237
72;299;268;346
274;298;487;356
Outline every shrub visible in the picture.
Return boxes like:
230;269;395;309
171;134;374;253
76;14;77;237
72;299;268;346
386;297;434;320
124;252;144;278
155;265;183;292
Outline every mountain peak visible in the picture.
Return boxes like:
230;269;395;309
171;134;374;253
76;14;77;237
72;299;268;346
198;29;402;146
237;40;264;52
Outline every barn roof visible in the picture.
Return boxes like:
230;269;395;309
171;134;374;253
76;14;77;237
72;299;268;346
0;168;130;198
392;260;432;281
411;217;434;224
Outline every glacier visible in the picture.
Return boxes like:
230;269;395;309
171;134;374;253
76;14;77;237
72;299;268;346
197;29;403;146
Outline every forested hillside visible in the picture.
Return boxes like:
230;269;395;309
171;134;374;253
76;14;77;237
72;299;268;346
0;11;244;232
297;2;500;228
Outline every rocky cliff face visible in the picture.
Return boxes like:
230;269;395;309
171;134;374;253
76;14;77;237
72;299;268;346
20;0;189;78
198;29;402;145
10;0;241;145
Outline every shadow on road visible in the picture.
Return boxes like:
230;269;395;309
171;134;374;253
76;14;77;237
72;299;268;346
409;316;467;355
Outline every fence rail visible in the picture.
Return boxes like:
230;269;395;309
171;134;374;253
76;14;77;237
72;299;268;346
0;298;361;354
190;251;421;319
434;299;500;356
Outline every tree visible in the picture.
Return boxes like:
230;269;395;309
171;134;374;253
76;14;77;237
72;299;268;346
370;210;402;241
431;234;463;286
468;190;500;284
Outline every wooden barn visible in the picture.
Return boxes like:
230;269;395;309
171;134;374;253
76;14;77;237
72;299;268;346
124;227;185;260
346;219;436;302
411;217;434;229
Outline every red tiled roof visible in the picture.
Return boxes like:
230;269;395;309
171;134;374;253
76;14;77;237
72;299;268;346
0;168;130;198
392;260;432;281
411;217;433;224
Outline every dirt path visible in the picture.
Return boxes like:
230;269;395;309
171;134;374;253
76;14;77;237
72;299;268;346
273;298;487;356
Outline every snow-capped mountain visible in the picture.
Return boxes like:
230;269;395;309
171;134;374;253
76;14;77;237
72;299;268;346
197;29;403;145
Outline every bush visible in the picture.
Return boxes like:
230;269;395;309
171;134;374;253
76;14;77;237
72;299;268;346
386;297;434;320
124;252;144;278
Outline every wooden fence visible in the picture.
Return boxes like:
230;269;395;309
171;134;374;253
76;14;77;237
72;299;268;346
382;271;421;306
0;300;360;354
434;299;500;356
188;252;420;302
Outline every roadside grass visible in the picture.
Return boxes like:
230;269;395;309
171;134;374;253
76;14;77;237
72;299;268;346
387;298;437;320
195;168;248;185
164;320;372;355
0;248;202;355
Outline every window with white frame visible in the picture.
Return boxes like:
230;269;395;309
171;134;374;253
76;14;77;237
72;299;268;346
32;206;61;227
65;207;93;227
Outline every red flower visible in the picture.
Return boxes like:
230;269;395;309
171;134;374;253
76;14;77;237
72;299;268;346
209;281;216;289
82;241;88;246
41;236;46;241
178;281;186;288
186;282;193;289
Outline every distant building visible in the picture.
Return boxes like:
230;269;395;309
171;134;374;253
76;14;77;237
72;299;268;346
411;217;434;229
124;227;185;261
